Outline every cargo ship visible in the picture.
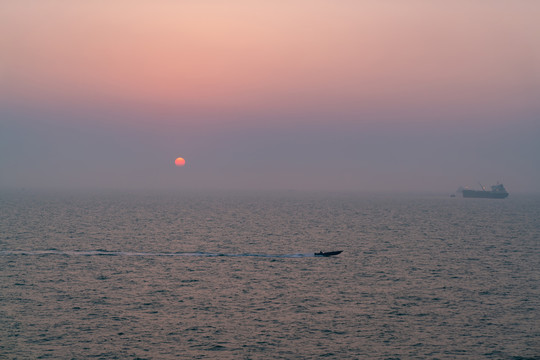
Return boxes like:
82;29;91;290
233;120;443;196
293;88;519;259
459;183;509;199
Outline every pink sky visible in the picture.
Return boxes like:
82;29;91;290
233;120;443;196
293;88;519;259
1;1;539;192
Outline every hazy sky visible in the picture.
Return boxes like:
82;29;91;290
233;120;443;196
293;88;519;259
1;1;539;193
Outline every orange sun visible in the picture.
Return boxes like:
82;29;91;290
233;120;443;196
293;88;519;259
174;157;186;167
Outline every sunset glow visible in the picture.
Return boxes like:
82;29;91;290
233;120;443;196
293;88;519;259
3;1;538;124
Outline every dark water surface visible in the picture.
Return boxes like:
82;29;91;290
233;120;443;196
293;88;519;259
1;191;539;359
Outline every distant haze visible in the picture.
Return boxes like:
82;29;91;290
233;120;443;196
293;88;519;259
1;1;539;193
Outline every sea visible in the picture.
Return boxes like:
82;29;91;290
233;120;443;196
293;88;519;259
1;190;539;359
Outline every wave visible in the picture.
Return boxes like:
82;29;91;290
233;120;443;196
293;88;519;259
0;250;315;258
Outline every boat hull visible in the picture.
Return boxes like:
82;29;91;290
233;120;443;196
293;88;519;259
462;190;508;199
314;251;343;257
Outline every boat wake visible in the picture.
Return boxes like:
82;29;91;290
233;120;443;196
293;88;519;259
0;250;316;258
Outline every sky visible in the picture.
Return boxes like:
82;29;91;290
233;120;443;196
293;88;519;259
1;1;539;193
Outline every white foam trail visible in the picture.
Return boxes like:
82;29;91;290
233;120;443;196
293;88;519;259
0;250;315;258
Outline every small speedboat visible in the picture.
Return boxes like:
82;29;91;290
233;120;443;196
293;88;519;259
314;250;343;257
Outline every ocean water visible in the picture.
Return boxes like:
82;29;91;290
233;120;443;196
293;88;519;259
1;190;539;359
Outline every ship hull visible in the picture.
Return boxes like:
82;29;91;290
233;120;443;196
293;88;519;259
462;190;508;199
